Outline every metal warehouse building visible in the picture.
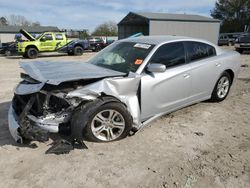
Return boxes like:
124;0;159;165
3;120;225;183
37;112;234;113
118;12;221;44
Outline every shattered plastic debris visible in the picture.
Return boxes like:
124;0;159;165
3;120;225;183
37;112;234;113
241;64;249;68
45;139;88;155
194;132;204;136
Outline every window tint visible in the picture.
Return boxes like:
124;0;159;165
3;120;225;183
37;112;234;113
55;34;63;40
150;42;185;68
185;42;216;62
44;34;53;40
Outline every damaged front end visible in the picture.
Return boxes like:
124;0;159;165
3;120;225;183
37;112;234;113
9;80;82;143
9;61;143;144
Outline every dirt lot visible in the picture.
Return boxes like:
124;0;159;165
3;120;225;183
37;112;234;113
0;49;249;188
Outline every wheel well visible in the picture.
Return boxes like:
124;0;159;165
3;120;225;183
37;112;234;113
25;45;38;51
74;44;83;49
76;95;124;110
225;69;234;83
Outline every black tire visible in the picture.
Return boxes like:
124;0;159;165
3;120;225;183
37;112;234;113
210;72;232;102
71;99;132;142
73;46;83;56
236;48;243;54
26;48;38;59
94;45;101;52
67;51;74;56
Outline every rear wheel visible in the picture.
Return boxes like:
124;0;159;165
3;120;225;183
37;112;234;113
94;45;102;52
67;51;74;56
210;72;232;102
73;46;83;56
5;50;11;56
236;48;243;54
26;48;38;59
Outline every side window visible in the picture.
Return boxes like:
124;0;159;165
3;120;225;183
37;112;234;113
44;34;53;40
150;42;185;68
185;42;216;62
207;45;216;56
55;34;63;40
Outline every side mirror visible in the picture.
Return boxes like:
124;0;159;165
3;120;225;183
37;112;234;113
40;37;46;42
147;63;166;73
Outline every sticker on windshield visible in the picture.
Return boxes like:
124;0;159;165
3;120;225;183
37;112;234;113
134;59;143;65
134;43;151;49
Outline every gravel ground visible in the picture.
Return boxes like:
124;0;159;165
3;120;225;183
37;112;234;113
0;49;249;188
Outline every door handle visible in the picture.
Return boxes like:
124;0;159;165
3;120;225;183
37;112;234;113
216;63;221;67
183;74;190;79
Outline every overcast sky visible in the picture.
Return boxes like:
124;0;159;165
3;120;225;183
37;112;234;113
0;0;217;32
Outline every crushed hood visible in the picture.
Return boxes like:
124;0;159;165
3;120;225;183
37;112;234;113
20;61;126;85
20;29;36;41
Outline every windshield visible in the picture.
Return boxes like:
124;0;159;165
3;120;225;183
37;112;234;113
36;34;42;40
88;41;155;73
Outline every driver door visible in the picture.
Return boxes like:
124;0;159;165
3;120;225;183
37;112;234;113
140;42;192;121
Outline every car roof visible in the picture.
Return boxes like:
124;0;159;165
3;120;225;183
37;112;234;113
120;35;193;45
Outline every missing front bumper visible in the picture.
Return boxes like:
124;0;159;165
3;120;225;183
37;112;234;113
8;93;70;143
8;105;51;143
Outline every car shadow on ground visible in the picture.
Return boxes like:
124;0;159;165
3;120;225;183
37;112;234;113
0;101;17;147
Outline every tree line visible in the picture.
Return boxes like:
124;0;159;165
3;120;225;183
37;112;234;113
211;0;250;33
0;15;40;27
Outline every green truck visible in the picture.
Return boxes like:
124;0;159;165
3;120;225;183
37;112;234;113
17;29;89;58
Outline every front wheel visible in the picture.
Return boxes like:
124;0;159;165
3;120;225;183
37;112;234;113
73;46;83;56
210;72;232;102
71;100;132;142
26;48;38;59
236;48;243;54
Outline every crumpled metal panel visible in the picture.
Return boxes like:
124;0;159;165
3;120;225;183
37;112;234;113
15;82;45;95
20;61;126;85
67;73;142;128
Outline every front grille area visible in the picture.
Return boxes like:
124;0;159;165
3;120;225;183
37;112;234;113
12;92;70;117
13;94;33;116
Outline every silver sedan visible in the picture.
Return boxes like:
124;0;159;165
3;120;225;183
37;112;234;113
9;36;240;143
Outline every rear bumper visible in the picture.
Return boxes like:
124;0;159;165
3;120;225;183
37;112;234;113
235;43;250;49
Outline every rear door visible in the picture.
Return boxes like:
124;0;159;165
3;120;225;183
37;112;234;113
54;33;66;50
184;41;219;101
140;42;192;120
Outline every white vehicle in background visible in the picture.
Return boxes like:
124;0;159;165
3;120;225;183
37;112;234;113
9;36;240;143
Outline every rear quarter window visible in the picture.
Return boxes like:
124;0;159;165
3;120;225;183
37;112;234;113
55;34;63;40
185;41;216;62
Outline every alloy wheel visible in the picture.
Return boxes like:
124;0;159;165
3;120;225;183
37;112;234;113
217;76;230;98
91;109;125;141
